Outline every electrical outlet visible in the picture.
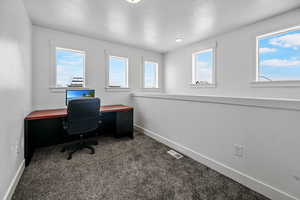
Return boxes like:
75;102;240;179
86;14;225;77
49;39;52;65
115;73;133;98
234;144;244;158
16;144;20;154
11;142;20;155
14;144;18;154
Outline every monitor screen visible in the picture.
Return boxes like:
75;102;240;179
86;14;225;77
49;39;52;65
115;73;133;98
66;89;95;105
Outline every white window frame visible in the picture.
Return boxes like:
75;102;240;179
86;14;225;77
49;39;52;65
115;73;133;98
253;25;300;87
49;41;87;92
142;60;159;89
105;50;130;91
191;48;216;88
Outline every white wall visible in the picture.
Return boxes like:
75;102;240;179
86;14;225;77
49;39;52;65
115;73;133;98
133;9;300;200
5;4;299;200
164;9;300;99
32;26;163;110
132;94;300;200
0;0;32;199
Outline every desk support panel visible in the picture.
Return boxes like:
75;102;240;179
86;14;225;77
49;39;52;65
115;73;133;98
116;110;133;138
25;106;134;166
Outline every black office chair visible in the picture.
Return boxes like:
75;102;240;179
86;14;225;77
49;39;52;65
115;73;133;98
61;98;101;160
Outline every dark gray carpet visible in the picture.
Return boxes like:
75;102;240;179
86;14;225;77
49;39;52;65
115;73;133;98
13;132;270;200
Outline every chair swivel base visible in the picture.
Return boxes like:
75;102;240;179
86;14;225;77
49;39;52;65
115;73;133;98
61;140;97;160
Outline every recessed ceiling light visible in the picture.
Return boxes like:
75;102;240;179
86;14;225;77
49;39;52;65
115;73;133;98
175;38;183;43
126;0;142;4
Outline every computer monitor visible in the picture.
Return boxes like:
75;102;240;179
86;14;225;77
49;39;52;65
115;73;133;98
65;89;95;105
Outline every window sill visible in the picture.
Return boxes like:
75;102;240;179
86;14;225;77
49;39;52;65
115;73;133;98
49;86;89;93
105;87;131;92
189;83;216;88
251;81;300;88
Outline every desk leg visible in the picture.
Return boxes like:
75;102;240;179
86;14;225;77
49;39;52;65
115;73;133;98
24;120;33;167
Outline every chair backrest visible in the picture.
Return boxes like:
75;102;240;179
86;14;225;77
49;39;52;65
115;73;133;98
66;98;100;135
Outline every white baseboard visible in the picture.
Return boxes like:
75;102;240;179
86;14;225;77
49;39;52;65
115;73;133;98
3;160;25;200
134;124;298;200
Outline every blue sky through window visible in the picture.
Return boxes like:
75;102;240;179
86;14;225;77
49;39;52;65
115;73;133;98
144;62;158;88
56;48;85;87
109;56;128;87
258;28;300;81
194;49;213;84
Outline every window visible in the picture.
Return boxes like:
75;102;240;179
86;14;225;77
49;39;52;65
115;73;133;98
143;61;158;88
192;48;215;86
55;47;85;87
256;26;300;82
108;55;129;88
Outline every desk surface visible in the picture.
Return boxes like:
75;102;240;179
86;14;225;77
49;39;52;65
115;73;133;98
25;105;133;120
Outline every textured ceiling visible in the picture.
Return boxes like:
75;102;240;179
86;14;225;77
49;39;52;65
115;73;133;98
24;0;300;52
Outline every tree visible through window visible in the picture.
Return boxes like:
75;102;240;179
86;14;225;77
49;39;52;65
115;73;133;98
257;27;300;81
56;47;85;87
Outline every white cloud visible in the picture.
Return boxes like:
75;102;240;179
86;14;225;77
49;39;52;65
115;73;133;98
259;48;277;54
270;33;300;49
261;59;300;67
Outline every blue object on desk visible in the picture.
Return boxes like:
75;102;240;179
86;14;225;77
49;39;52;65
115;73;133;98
65;89;95;105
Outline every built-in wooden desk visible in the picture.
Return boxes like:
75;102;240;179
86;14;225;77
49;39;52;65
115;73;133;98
25;105;133;120
24;105;134;166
